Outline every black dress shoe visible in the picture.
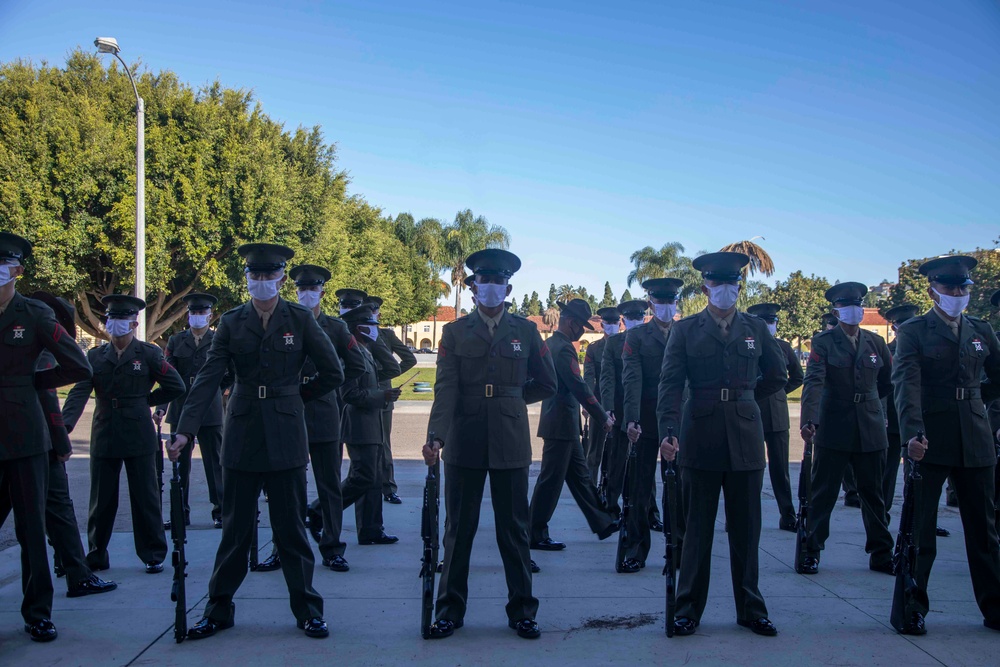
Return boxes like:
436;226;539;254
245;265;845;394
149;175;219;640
24;618;57;642
900;612;926;635
870;560;894;575
650;519;664;533
984;618;1000;632
778;516;797;532
617;558;642;574
306;507;323;543
213;518;223;529
530;538;565;551
67;574;117;598
359;533;399;545
509;618;541;639
530;559;541;574
673;617;698;636
145;562;164;574
323;555;350;572
936;526;950;537
187;616;234;640
797;556;819;575
297;617;329;638
427;619;462;639
738;617;778;636
54;563;66;578
436;560;444;573
256;554;282;571
597;521;619;541
163;519;171;530
383;493;402;505
844;496;861;508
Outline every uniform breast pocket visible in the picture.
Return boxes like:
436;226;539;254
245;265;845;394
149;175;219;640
687;342;716;377
456;338;489;359
3;324;35;347
498;344;528;384
735;343;761;379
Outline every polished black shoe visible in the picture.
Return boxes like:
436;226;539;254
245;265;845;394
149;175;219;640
323;555;350;572
530;559;541;574
256;554;282;571
359;533;399;545
297;617;329;638
163;519;171;530
650;519;664;533
738;617;778;636
306;507;323;543
673;617;698;636
213;517;223;529
427;619;463;639
530;538;566;551
54;563;66;578
778;516;797;532
844;496;861;508
900;612;926;635
187;616;234;640
24;618;57;642
984;618;1000;632
797;556;819;575
67;574;117;598
383;493;402;505
145;562;164;574
617;558;642;574
597;521;619;541
936;526;950;537
509;618;541;639
870;560;894;575
436;560;444;573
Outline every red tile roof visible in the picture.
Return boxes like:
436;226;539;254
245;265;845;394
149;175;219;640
434;306;457;321
861;308;888;326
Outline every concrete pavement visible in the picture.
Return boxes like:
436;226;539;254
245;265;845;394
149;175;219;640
0;402;993;666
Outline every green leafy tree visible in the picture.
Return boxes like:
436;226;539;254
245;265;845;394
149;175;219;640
968;243;1000;326
720;238;775;278
627;242;699;299
546;283;557;310
508;297;518;314
441;209;509;315
888;259;934;313
599;281;616;308
769;271;832;350
620;288;633;303
526;291;543;316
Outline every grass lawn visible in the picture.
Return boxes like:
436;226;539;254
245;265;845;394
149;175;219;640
787;386;802;403
393;366;437;400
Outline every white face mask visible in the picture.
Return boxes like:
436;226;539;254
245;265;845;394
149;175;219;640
247;273;282;301
651;303;676;323
0;263;16;287
623;317;644;331
105;318;133;337
766;322;777;337
602;322;620;336
475;282;508;308
835;305;864;326
356;324;378;342
706;283;740;310
297;289;321;309
188;313;210;330
933;289;969;318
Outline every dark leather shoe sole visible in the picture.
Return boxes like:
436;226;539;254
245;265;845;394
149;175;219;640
297;618;330;638
901;613;927;635
213;519;223;529
508;618;540;639
650;521;664;533
187;617;234;640
145;563;164;574
738;618;778;636
530;559;540;574
530;540;566;551
617;559;641;574
673;617;698;636
796;557;819;575
66;579;118;598
323;557;350;572
936;526;950;537
24;620;58;642
383;494;403;505
359;535;399;545
427;619;463;639
255;557;282;572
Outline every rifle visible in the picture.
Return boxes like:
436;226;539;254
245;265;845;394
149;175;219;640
597;428;613;510
169;456;188;643
662;426;677;637
419;431;440;639
890;430;927;634
615;434;637;572
582;414;590;452
248;494;260;571
794;420;815;574
395;370;421;393
157;423;167;529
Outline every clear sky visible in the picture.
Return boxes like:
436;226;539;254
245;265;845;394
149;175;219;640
1;0;998;304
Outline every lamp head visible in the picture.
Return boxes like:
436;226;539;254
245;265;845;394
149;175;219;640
94;37;121;55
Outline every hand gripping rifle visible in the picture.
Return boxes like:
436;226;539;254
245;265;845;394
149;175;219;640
891;431;927;633
615;430;637;573
420;431;441;639
661;426;678;637
794;421;814;574
168;452;188;643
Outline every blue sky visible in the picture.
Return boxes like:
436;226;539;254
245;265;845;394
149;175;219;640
1;0;998;304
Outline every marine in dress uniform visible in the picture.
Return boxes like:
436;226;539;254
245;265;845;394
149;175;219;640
583;306;620;484
167;243;345;640
154;293;231;528
619;278;681;572
62;295;185;574
528;299;618;550
880;303;919;523
798;282;895;575
657;251;787;637
0;292;116;599
746;303;804;531
0;233;93;642
599;299;648;517
422;249;557;640
892;255;1000;635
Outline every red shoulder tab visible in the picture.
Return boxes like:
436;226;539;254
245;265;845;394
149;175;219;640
808;350;821;363
586;395;598;405
50;412;65;427
347;335;358;350
623;341;633;356
570;357;581;376
161;360;174;375
51;323;65;343
540;343;549;357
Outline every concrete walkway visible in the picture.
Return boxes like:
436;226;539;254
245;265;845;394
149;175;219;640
0;404;993;666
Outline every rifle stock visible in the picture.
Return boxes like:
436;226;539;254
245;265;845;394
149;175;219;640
597;428;613;510
891;431;926;633
420;431;440;639
662;426;677;637
615;438;636;572
248;495;260;571
169;456;188;643
794;421;814;574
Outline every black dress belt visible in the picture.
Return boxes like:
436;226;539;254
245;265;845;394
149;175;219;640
233;384;301;399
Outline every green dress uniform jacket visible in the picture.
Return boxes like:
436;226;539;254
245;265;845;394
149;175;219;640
1;293;92;460
428;311;557;469
304;314;366;443
63;338;186;458
758;338;803;432
158;329;233;427
341;344;387;445
176;299;344;472
657;309;787;471
537;332;607;439
622;322;669;436
600;332;627;416
584;337;606;407
375;327;415;398
800;326;892;453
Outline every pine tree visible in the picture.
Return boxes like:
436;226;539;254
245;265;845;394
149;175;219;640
600;281;616;308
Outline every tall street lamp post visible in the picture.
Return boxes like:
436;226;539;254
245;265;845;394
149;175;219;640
95;36;146;341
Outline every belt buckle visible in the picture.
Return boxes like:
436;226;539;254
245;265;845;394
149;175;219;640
258;385;267;399
854;393;862;403
111;398;119;409
189;377;196;386
720;388;729;401
956;388;966;400
485;384;494;398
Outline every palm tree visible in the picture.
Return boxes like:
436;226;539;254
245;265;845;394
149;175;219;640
720;237;775;279
555;284;585;303
627;242;700;299
442;209;510;314
542;306;560;332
